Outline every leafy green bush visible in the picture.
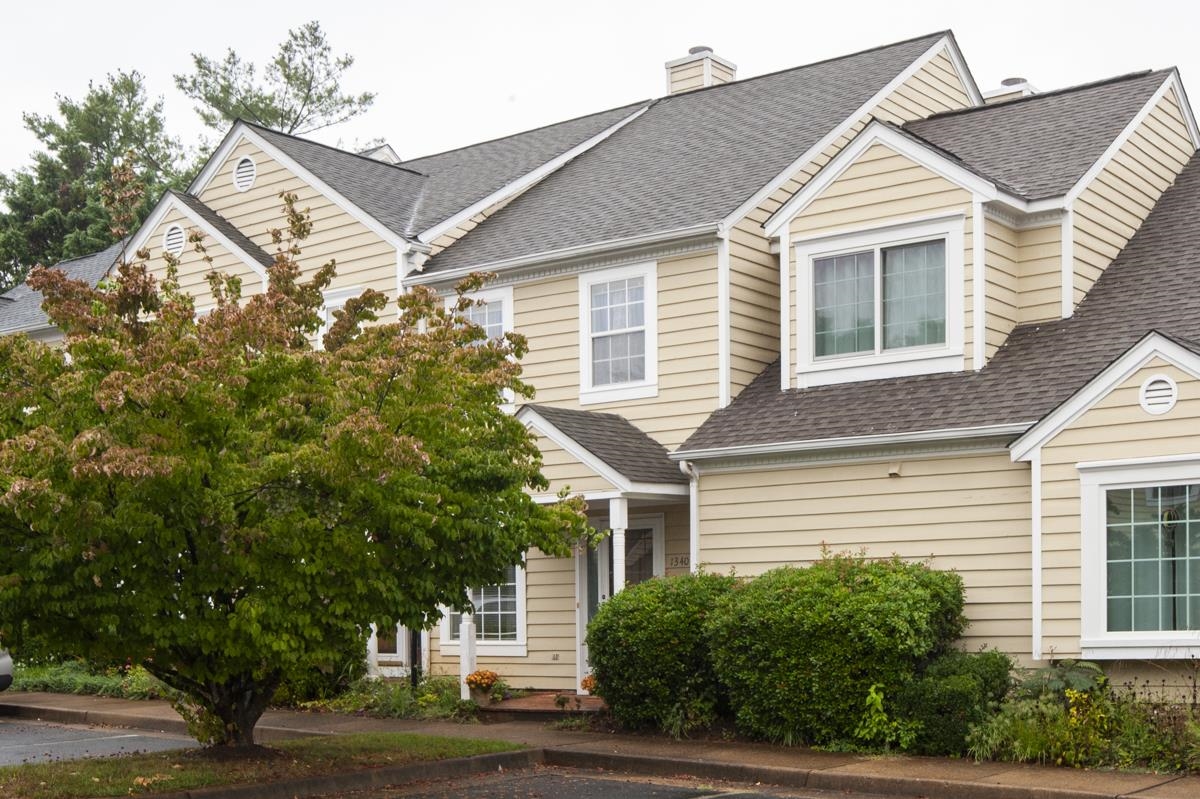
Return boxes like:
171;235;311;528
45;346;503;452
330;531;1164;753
970;663;1200;771
706;553;965;745
273;649;369;705
308;675;475;721
13;659;169;699
586;572;737;736
894;650;1014;755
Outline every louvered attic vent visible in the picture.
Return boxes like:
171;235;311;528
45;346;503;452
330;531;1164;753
1139;375;1178;415
233;156;256;191
162;225;185;256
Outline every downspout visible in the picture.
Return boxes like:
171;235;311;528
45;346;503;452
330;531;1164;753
680;460;700;574
1030;450;1044;660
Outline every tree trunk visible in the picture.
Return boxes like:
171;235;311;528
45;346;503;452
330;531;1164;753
204;673;279;747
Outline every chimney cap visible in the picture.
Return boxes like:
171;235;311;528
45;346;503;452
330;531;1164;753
688;45;714;56
1001;77;1028;87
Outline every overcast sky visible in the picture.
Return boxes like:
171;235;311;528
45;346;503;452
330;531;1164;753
2;0;1198;177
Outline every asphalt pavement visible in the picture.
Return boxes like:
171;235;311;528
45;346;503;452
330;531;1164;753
0;717;195;765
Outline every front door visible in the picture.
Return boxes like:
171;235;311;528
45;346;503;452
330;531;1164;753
577;514;665;683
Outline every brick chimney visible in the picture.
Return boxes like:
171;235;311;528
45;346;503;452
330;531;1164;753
665;46;737;95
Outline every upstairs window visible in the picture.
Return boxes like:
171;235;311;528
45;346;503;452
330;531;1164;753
814;240;946;357
579;262;658;404
795;216;963;387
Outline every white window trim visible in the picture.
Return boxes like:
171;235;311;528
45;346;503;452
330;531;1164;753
794;215;965;388
446;285;514;339
318;286;364;350
1078;455;1200;659
447;285;515;409
578;261;658;405
439;562;528;657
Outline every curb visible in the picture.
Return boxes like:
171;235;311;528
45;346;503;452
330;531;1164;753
150;750;540;799
0;702;321;742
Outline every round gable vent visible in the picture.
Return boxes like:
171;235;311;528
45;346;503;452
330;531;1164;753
1139;374;1178;415
162;225;185;256
233;156;256;192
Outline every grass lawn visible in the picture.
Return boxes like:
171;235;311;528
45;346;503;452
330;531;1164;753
0;732;522;799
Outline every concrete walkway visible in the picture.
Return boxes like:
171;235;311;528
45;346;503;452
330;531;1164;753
2;691;1198;799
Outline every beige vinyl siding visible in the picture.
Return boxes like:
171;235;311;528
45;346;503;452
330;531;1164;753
984;219;1019;360
787;143;974;369
872;51;972;123
699;453;1033;656
1016;224;1062;324
141;208;264;310
729;214;780;398
198;139;399;321
1071;86;1195;308
668;62;706;94
1038;359;1200;658
514;252;719;449
537;433;617;495
710;60;736;85
429;547;578;689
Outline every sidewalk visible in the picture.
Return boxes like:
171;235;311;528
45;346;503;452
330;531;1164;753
2;691;1197;799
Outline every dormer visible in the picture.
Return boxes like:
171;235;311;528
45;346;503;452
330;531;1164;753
765;70;1199;390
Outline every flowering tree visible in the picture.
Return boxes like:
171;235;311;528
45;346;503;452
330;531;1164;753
0;192;586;746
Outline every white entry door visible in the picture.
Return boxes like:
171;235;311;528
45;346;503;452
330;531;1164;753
576;514;665;684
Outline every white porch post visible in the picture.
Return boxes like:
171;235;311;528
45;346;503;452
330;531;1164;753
458;612;476;700
610;496;628;594
366;623;380;678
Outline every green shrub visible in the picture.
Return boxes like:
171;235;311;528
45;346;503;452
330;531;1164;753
273;649;369;705
706;553;965;745
895;649;1014;755
309;674;474;721
13;659;169;699
586;572;737;736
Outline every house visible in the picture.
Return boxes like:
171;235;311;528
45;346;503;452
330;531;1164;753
4;29;1199;691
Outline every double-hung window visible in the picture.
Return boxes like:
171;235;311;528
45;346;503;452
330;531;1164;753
440;562;527;656
795;216;964;386
579;262;657;404
1079;457;1200;658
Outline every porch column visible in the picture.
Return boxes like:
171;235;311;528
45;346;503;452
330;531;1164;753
610;496;628;594
458;612;476;700
366;623;380;678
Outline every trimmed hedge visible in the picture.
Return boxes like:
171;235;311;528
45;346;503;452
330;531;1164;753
586;572;737;736
706;553;966;745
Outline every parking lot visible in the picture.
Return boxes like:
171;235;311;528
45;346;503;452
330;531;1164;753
0;717;195;766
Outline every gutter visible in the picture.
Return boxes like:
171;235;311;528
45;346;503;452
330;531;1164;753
407;223;720;285
670;422;1036;462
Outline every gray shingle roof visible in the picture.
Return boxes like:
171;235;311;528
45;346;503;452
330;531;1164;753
904;71;1171;200
244;103;648;239
401;103;650;233
526;404;686;484
422;32;951;273
247;124;429;240
0;240;124;334
677;150;1200;454
171;191;274;268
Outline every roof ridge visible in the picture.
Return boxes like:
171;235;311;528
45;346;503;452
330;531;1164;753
403;100;654;165
912;69;1169;124
655;30;950;102
239;120;430;178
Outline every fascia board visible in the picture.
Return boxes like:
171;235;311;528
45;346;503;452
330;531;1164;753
408;223;719;286
126;193;269;283
721;35;961;231
1010;332;1200;462
417;105;651;245
762;122;1003;237
516;407;633;493
672;422;1033;462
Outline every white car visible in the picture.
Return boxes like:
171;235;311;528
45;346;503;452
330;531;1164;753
0;650;11;691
